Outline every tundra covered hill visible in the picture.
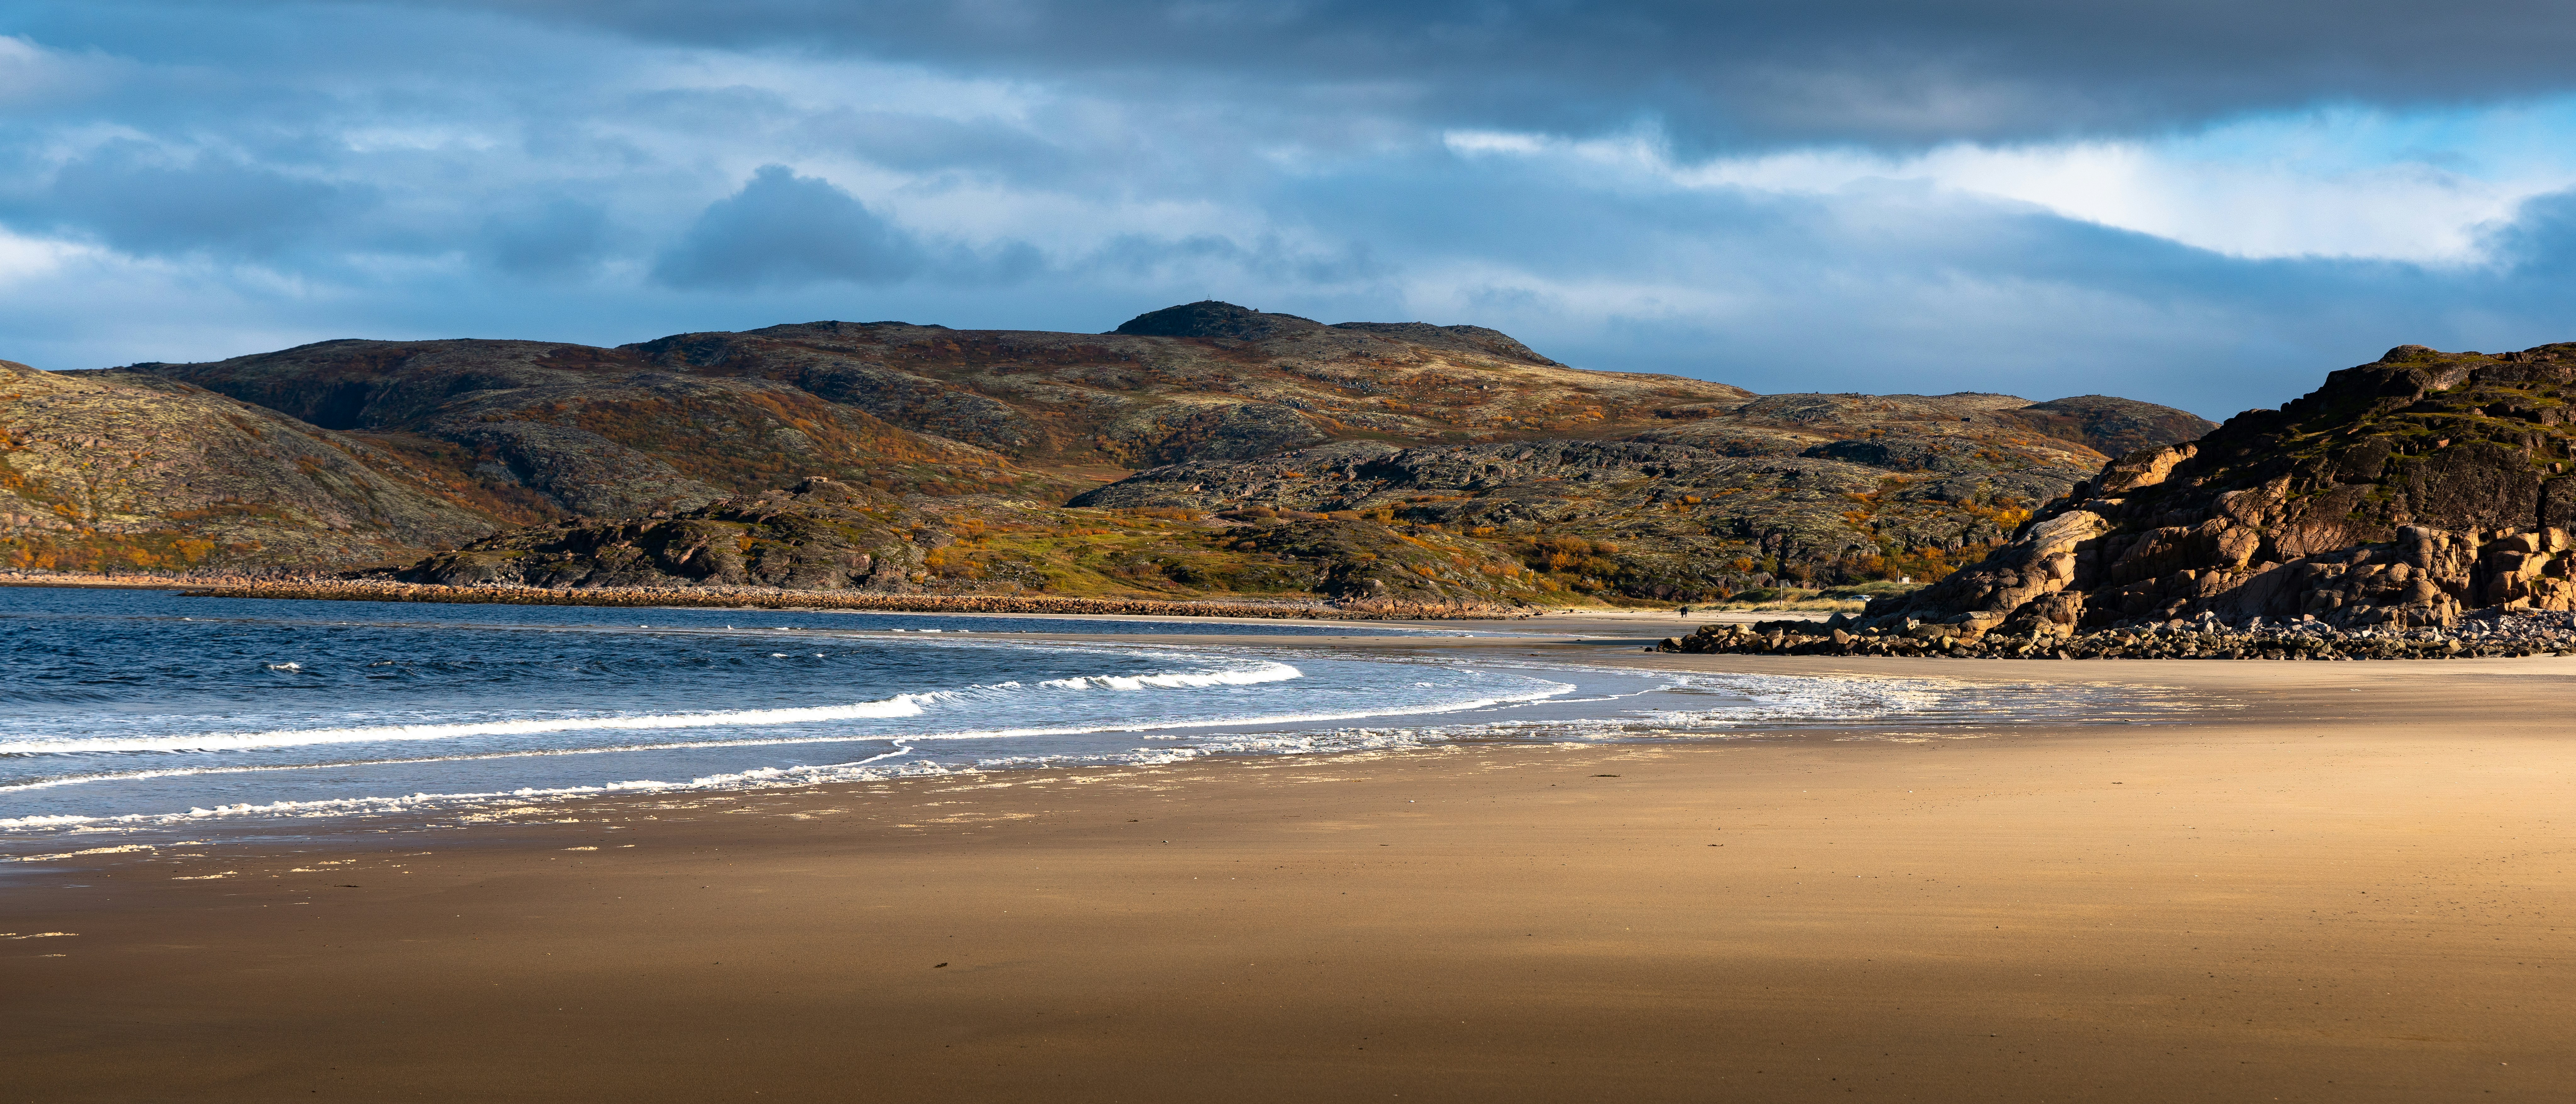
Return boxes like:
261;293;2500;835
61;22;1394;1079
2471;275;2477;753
119;337;1067;519
0;359;495;571
120;301;2184;498
19;301;2213;598
1866;342;2576;633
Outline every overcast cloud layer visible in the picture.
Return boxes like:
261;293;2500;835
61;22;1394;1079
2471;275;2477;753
4;0;2576;416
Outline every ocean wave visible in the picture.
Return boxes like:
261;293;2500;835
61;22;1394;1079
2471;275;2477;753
0;658;1311;757
0;694;947;756
1038;661;1300;691
0;678;1573;797
0;678;1578;824
1;748;955;833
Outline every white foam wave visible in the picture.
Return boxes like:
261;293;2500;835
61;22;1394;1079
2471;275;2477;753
0;745;949;833
0;680;1577;829
1633;672;1951;725
1;679;1572;799
1039;661;1301;691
0;694;945;756
3;657;1307;758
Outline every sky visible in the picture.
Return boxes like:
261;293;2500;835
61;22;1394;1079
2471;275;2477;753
4;2;2576;417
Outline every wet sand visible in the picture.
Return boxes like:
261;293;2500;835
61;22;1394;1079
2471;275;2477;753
8;639;2575;1102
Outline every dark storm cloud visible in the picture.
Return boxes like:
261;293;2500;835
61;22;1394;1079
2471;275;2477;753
466;0;2576;144
2487;188;2576;280
647;165;1049;291
652;165;928;289
2;0;2572;423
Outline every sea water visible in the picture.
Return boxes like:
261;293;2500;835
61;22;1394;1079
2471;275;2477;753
0;587;2199;838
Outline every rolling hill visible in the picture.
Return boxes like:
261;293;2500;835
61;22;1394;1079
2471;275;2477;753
4;302;2212;605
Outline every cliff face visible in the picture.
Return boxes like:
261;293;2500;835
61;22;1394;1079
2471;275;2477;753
1866;343;2576;632
0;360;496;571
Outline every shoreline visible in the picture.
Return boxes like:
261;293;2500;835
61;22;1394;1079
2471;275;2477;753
14;631;2576;1100
8;571;1855;626
0;620;2478;845
0;630;1824;843
10;572;1539;620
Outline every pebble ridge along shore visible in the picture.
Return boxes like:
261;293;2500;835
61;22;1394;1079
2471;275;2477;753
1657;609;2576;659
167;579;1531;621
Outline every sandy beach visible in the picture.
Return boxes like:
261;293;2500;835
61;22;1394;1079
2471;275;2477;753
8;629;2575;1102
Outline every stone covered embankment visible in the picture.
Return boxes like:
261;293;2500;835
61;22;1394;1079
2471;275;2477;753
3;569;318;588
176;579;1529;621
1657;610;2576;659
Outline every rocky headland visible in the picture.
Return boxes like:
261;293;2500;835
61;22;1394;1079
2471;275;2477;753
1659;341;2576;657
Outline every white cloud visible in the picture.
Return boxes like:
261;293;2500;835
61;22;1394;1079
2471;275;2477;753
0;227;99;285
1446;101;2576;264
0;35;125;107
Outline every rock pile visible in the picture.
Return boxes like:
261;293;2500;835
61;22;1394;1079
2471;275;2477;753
1657;610;2576;659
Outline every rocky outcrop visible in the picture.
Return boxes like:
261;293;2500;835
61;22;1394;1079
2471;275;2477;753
1628;390;2181;474
404;477;930;591
1112;300;1327;342
1998;395;2223;459
1068;426;2157;603
1864;342;2576;634
400;474;1541;607
1098;399;1328;465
